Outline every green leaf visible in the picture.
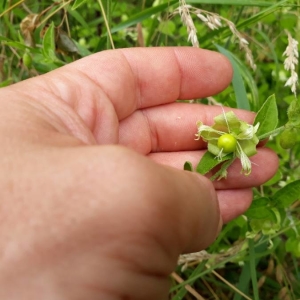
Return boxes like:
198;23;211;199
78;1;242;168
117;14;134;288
72;0;87;10
0;78;13;87
1;0;7;10
233;54;260;111
196;151;233;175
287;99;300;126
0;35;39;53
216;45;250;110
42;22;56;61
111;1;177;33
158;20;176;36
286;237;300;257
183;161;193;172
273;180;300;208
254;94;278;139
245;197;274;219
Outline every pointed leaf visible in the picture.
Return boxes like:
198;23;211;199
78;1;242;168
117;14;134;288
254;94;278;139
273;180;300;208
216;45;250;110
183;161;193;172
42;22;56;61
245;197;274;219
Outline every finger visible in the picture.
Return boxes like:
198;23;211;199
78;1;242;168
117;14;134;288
119;149;222;255
78;145;222;255
148;148;279;189
217;189;253;223
11;48;232;123
119;103;255;153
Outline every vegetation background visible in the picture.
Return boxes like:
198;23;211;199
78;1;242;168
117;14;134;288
1;0;300;299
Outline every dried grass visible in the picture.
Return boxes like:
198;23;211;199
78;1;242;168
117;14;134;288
174;0;256;70
283;30;299;96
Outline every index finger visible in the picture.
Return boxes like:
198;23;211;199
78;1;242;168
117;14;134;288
44;47;233;121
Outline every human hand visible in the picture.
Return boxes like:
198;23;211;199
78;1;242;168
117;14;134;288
0;47;278;299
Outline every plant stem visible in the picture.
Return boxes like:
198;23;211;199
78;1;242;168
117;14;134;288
38;1;72;27
98;0;115;49
258;126;285;140
0;0;25;18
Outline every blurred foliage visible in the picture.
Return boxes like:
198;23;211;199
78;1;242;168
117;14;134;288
1;0;300;299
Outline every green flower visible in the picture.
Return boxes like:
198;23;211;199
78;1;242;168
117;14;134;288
195;111;260;175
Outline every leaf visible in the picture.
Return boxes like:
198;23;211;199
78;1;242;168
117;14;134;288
56;29;78;53
183;161;193;172
111;1;177;33
196;151;233;175
287;99;300;126
273;180;300;208
72;0;87;10
233;54;260;111
245;197;274;219
254;94;278;138
0;78;13;87
42;22;56;61
216;45;250;110
1;0;7;10
286;237;300;257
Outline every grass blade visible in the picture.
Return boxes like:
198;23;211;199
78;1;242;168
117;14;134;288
216;44;250;110
248;238;260;300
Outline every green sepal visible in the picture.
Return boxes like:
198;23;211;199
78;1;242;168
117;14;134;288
238;139;258;157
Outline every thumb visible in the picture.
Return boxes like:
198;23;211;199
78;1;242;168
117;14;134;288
97;146;222;258
150;164;222;255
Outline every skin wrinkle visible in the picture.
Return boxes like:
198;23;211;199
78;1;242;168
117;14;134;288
166;48;183;100
66;67;120;143
119;48;182;109
8;84;95;145
119;102;256;154
99;234;174;278
119;49;141;112
78;51;137;120
44;68;102;137
0;97;71;145
141;109;159;153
